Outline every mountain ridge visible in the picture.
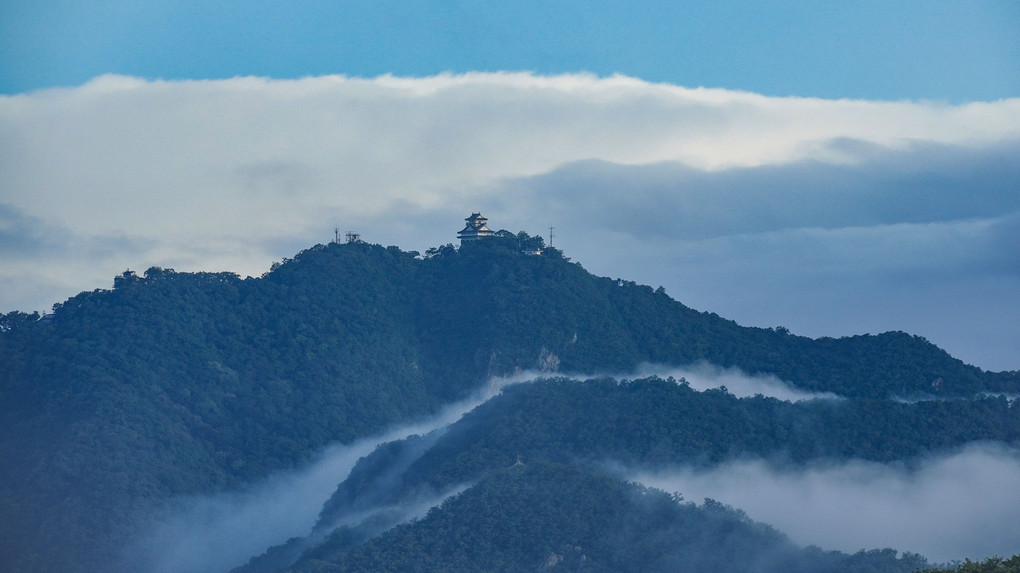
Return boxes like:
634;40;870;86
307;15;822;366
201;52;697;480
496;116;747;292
1;234;1017;572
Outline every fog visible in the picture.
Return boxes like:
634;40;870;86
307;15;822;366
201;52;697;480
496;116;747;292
501;362;840;401
116;363;811;572
119;440;374;573
117;364;1009;571
119;374;522;573
631;442;1020;564
629;362;842;401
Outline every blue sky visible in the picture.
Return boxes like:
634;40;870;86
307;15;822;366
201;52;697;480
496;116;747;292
2;1;1018;100
1;2;1019;371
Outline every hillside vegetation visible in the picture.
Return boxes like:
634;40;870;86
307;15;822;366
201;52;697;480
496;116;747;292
237;375;1016;571
283;462;931;573
317;377;1019;521
1;233;1016;572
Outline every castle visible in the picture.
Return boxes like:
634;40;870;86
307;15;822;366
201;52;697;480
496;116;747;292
456;212;544;255
457;212;495;243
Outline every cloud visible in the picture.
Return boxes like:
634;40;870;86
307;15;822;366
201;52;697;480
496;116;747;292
0;203;63;256
486;142;1020;371
0;202;154;312
120;440;375;573
493;140;1020;241
1;73;1018;369
631;443;1020;564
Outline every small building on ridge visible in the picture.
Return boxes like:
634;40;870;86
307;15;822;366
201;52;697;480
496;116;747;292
457;213;495;243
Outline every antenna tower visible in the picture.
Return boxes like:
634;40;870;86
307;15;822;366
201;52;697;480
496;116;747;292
549;226;555;248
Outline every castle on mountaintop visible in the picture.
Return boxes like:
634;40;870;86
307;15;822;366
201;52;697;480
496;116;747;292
457;212;495;243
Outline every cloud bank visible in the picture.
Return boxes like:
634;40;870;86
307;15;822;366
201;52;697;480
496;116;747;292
632;443;1020;564
2;73;1018;369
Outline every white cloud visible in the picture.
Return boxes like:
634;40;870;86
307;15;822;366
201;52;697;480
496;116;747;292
486;363;839;402
2;72;1018;369
631;443;1020;564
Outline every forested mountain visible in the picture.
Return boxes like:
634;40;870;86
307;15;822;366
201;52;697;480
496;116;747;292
1;233;1017;572
316;377;1020;517
277;462;931;573
921;555;1020;573
235;376;1018;572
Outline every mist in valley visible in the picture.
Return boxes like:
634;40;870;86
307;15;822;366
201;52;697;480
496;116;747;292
119;364;1016;571
118;374;525;573
631;442;1020;564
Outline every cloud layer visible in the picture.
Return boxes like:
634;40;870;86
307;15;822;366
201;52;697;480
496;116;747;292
2;73;1018;369
632;443;1020;564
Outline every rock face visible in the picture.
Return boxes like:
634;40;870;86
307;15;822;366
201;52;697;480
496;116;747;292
538;347;561;372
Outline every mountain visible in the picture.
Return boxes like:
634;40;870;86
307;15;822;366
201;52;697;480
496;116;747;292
315;376;1019;516
1;233;1017;572
234;375;1017;572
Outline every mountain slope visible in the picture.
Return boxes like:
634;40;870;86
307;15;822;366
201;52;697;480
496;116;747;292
1;236;1016;572
282;462;930;573
234;374;1014;572
315;377;1020;524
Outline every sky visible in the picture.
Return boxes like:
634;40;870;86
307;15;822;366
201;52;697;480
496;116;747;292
1;2;1019;370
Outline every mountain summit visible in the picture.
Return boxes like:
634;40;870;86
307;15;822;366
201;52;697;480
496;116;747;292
1;231;1017;572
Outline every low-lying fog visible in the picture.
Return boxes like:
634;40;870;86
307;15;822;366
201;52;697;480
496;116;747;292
121;364;1014;572
631;442;1020;564
629;362;843;401
119;376;519;573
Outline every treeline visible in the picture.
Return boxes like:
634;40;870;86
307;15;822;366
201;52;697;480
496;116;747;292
921;555;1020;573
421;235;1012;399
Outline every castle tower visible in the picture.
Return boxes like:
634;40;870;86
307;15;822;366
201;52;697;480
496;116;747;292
457;212;494;243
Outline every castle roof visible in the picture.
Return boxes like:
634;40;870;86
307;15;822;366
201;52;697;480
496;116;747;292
458;212;494;241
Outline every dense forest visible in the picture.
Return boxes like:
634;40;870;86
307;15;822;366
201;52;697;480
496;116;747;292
920;556;1020;573
272;462;931;573
315;377;1020;517
234;376;1018;572
1;233;1017;572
